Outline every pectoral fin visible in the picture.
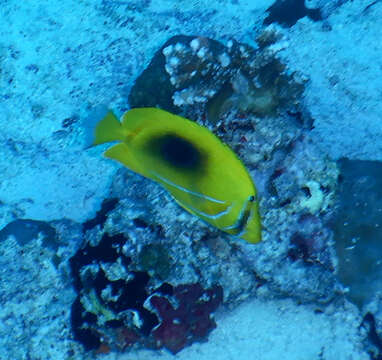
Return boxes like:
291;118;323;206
104;143;146;176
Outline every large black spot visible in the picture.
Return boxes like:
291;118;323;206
153;134;202;170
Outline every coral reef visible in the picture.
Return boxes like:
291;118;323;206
129;33;305;122
71;31;355;355
70;231;223;354
113;33;340;307
150;283;223;353
70;31;341;336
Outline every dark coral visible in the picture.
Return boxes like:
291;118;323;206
70;297;102;351
150;283;223;354
69;232;223;354
264;0;322;27
128;35;193;113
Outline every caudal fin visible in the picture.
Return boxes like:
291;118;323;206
84;107;125;147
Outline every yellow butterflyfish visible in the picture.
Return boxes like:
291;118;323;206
91;107;262;244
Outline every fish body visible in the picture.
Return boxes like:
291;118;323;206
91;107;261;244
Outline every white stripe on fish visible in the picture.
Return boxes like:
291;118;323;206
178;201;234;220
221;196;254;232
151;171;226;204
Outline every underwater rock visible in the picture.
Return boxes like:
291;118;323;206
138;243;172;280
128;34;233;113
103;33;340;308
101;135;339;306
105;170;260;302
0;218;82;359
237;137;339;303
363;294;382;358
332;158;382;307
306;0;352;18
360;311;382;359
129;33;305;122
128;35;196;113
0;218;57;248
82;197;119;231
69;231;223;354
263;0;322;27
76;33;343;357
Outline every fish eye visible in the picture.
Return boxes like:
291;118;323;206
249;195;255;202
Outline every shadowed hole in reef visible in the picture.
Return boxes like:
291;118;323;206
264;0;322;27
82;198;119;231
70;297;101;351
70;231;222;353
361;313;382;356
69;233;160;350
332;158;382;307
0;219;58;249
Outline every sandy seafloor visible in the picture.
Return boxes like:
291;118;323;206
0;0;381;359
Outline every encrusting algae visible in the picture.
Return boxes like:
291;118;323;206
90;107;261;244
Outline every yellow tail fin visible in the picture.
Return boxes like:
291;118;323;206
92;111;125;145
